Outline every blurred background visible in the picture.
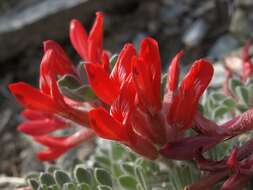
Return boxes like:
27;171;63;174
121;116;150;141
0;0;252;186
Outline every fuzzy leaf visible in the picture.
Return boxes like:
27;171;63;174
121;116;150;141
222;98;236;109
118;175;138;190
213;106;230;118
121;163;135;176
228;79;242;94
74;166;93;186
29;179;39;190
235;86;249;105
58;75;80;89
39;173;56;186
95;168;113;187
54;170;71;187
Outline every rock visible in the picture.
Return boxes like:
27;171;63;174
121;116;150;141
208;34;239;59
0;176;26;190
182;19;208;47
229;8;253;39
0;0;138;62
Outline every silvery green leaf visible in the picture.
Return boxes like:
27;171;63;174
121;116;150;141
94;168;113;187
39;173;56;186
74;165;93;186
54;170;71;187
118;175;138;190
235;86;249;105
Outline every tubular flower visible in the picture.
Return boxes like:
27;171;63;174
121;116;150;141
70;11;109;71
9;40;96;160
9;48;89;126
88;37;214;159
85;43;136;105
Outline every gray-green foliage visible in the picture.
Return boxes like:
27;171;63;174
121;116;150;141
25;142;202;190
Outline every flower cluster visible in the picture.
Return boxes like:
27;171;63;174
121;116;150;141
8;11;253;189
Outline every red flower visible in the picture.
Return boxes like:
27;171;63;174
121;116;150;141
85;43;136;105
9;44;89;126
132;37;161;114
88;37;214;159
9;40;94;160
70;11;109;71
89;81;158;159
166;56;214;131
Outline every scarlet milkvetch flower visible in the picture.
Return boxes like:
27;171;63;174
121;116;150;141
88;37;214;159
70;11;109;71
9;42;89;126
9;40;95;160
85;43;136;105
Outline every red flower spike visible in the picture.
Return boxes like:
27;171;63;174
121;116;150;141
167;59;214;130
89;107;127;141
85;63;119;105
167;50;184;92
132;37;161;114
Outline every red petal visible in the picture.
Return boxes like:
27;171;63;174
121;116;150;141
167;59;213;130
21;109;53;120
110;44;136;87
133;37;161;113
85;63;119;105
43;40;76;75
88;12;104;63
18;118;66;136
110;80;136;125
167;50;184;92
33;135;68;148
102;50;110;72
37;148;65;161
70;19;88;61
8;82;62;113
89;107;127;141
